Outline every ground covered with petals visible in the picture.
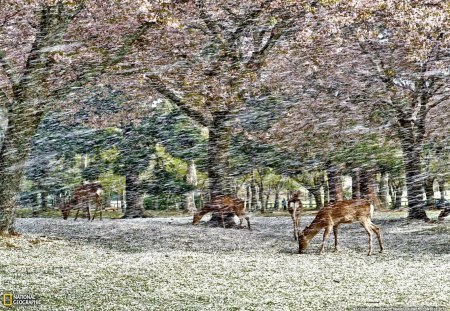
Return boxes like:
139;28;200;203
1;211;449;310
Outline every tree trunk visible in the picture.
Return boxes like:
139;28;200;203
122;170;144;218
351;168;361;199
424;177;435;210
360;169;384;210
207;113;230;197
41;191;48;212
378;171;389;209
250;171;258;211
183;160;197;212
437;179;446;201
258;183;265;213
323;175;330;205
206;112;235;227
403;148;429;220
274;188;280;210
0;103;44;234
327;164;343;203
245;183;251;210
310;188;323;210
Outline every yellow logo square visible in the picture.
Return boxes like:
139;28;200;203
3;293;13;307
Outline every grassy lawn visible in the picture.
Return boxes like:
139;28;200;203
1;211;449;310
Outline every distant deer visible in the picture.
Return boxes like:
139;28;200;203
438;208;450;221
288;192;302;240
193;195;251;230
60;183;104;221
298;199;384;256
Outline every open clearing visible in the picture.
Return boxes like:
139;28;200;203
1;211;449;311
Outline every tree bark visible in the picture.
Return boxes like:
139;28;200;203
122;170;144;218
41;191;48;212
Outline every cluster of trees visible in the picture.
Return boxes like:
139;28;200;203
0;0;449;233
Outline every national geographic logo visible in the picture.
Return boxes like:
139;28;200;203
2;293;40;307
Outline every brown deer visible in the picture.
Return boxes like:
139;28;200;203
60;183;104;221
193;195;251;230
288;192;302;240
438;208;450;221
298;199;383;256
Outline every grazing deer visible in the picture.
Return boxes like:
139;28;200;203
193;195;251;230
298;199;383;256
60;183;104;221
288;192;302;240
438;208;450;221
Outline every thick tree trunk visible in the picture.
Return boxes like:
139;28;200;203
326;164;343;203
424;177;435;210
122;170;144;218
207;113;230;197
360;169;384;210
0;103;44;234
183;160;197;213
403;148;429;220
206;112;235;227
351;168;361;200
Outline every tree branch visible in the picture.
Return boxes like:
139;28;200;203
0;49;18;87
426;94;450;114
145;74;210;127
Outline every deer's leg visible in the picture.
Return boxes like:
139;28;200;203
361;221;373;256
245;216;251;231
370;222;383;253
221;212;225;229
320;226;332;254
86;202;91;221
74;208;80;221
92;203;98;221
333;225;339;252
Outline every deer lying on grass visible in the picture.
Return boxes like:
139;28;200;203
288;192;302;240
60;183;104;221
438;208;450;221
193;196;251;230
298;199;384;256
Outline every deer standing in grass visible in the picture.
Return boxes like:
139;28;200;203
60;183;104;221
298;199;383;256
193;196;251;230
288;192;302;240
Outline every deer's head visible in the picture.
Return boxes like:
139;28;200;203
192;213;202;225
59;203;70;220
298;232;309;254
438;209;450;221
